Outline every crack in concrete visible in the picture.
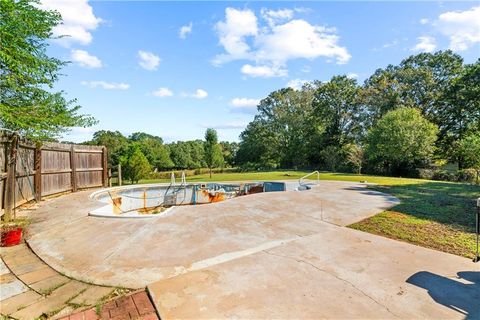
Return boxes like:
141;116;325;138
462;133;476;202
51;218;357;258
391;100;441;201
262;250;401;319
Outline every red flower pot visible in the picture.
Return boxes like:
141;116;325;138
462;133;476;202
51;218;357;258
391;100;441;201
1;228;23;247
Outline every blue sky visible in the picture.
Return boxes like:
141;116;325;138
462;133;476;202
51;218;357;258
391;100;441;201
42;1;480;143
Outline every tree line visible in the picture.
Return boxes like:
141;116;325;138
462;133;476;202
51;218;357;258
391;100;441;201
84;129;238;183
236;51;479;180
1;1;478;183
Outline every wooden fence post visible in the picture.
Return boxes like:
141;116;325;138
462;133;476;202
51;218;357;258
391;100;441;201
102;147;108;187
118;163;122;186
108;169;112;187
34;143;42;201
4;134;18;222
70;145;77;192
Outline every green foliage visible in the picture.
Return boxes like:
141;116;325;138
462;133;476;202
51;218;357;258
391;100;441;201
120;145;151;184
236;86;317;168
457;131;480;169
319;145;342;172
219;141;238;167
204;129;224;176
235;51;479;176
128;132;173;170
312;76;363;146
366;108;439;175
168;140;205;169
0;0;96;140
85;131;129;167
344;143;364;174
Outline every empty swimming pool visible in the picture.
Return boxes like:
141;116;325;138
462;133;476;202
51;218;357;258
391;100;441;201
89;181;301;218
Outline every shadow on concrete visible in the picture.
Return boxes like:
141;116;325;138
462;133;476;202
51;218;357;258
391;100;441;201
343;186;400;203
406;271;480;319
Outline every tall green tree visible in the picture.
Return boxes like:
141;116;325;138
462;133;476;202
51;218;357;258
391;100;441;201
457;132;480;171
236;120;278;169
120;145;151;184
129;132;173;170
440;60;480;167
0;0;96;140
85;131;129;167
168;140;205;169
362;51;470;164
312;76;363;146
237;86;317;168
366;107;439;176
344;143;364;174
219;141;238;167
204;129;223;177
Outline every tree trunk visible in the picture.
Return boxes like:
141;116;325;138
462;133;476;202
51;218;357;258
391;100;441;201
209;168;212;178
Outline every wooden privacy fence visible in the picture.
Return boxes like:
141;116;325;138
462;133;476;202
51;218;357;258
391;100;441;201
0;130;107;218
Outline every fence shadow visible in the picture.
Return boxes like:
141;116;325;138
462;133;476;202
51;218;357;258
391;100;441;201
406;271;480;319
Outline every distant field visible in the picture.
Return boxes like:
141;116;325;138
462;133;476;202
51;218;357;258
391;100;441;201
123;170;478;259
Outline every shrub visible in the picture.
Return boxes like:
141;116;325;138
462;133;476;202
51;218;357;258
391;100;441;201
417;168;435;180
432;170;457;182
457;169;479;184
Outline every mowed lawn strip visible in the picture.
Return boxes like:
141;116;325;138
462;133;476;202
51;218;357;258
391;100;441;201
124;170;478;258
126;171;426;185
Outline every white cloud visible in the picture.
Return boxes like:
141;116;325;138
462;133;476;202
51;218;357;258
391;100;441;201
256;20;350;65
286;79;310;90
70;49;102;68
412;36;437;53
39;0;101;46
204;121;248;130
213;7;350;77
436;6;480;51
179;22;193;39
138;50;161;71
230;97;260;108
241;64;287;78
346;73;359;79
191;89;208;99
261;8;294;26
81;81;129;90
213;8;258;64
152;87;173;97
420;18;429;25
229;98;260;114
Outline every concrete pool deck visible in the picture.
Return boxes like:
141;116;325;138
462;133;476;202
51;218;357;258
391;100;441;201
19;181;480;319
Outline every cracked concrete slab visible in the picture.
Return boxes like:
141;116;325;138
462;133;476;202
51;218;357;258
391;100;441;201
20;180;479;319
148;226;479;319
26;181;399;288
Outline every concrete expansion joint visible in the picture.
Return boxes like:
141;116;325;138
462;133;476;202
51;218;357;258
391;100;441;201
262;250;401;319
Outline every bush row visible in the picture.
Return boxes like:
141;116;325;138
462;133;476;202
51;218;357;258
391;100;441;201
417;168;479;183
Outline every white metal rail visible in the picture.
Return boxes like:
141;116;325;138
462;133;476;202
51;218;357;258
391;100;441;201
299;171;320;186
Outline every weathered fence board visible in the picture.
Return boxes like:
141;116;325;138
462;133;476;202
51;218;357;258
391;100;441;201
0;141;5;214
0;130;107;216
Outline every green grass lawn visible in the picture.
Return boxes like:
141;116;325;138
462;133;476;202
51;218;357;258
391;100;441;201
123;170;479;258
350;181;479;259
124;170;427;185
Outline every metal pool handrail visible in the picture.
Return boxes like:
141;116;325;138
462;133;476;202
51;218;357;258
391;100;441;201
299;171;320;186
